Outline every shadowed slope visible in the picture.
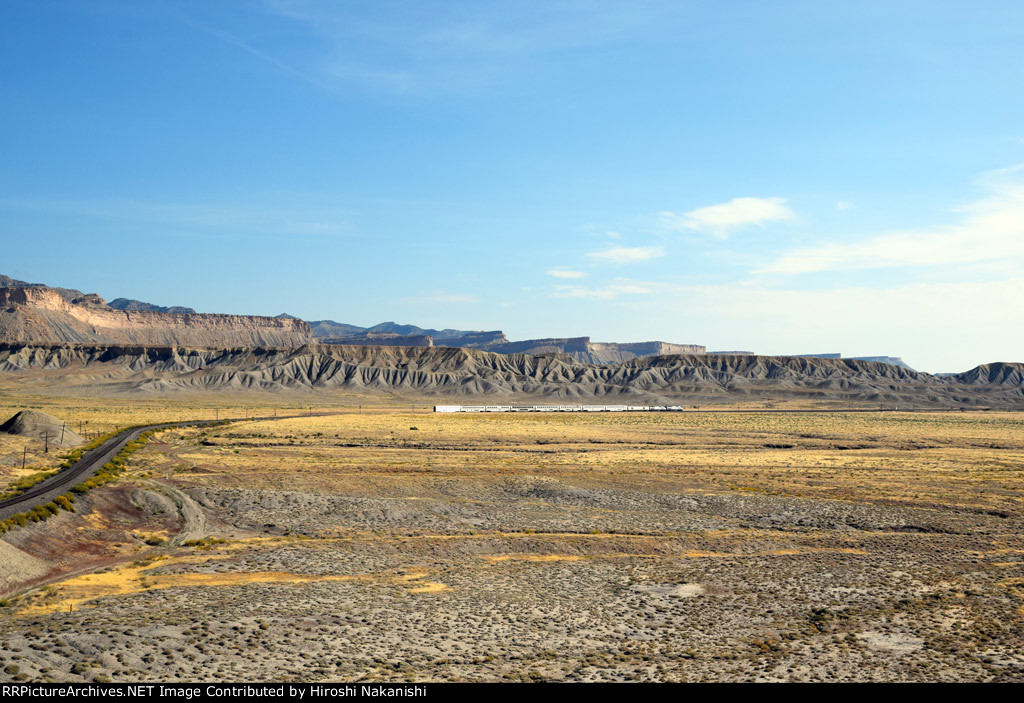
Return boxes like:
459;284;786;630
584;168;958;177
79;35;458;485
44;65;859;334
0;409;84;447
0;343;1020;407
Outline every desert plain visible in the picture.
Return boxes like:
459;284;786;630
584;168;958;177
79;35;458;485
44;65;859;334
0;393;1023;683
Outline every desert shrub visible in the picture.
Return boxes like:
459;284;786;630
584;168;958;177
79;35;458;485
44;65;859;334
1;426;174;535
182;537;229;549
0;469;59;502
0;426;132;502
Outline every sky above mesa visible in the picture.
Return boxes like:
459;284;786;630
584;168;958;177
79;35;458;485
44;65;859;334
2;1;1022;372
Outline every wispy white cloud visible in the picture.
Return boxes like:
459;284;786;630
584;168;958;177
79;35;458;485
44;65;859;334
586;245;664;264
558;276;1022;371
0;195;352;238
258;1;689;95
660;197;794;238
403;292;478;304
546;267;587;279
552;281;653;299
759;166;1024;274
166;2;331;90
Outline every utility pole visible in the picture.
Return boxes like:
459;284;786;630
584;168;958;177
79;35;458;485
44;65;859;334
22;446;26;471
61;422;66;446
44;431;49;454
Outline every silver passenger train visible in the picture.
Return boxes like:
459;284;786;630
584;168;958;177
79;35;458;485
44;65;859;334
433;405;685;413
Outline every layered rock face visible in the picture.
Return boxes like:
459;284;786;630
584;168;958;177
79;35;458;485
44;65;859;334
435;331;509;348
477;337;707;364
1;343;1019;407
317;327;508;349
0;287;313;347
311;331;705;364
317;332;435;347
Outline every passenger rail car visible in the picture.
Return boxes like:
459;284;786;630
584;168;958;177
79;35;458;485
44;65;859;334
433;405;685;413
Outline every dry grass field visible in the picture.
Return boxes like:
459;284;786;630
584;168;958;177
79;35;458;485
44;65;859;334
1;397;1023;682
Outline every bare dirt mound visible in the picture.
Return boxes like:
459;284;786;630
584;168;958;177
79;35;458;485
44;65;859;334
0;410;84;447
0;539;47;590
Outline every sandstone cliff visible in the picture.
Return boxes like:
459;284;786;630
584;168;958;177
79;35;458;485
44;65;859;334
307;319;705;364
0;286;313;347
476;337;706;364
318;332;435;347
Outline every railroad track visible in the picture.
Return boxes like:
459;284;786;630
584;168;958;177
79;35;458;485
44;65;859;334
0;414;295;521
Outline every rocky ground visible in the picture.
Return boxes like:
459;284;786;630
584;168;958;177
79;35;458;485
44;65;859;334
0;409;1022;682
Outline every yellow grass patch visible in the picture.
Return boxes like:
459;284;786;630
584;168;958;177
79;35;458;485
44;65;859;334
396;569;449;594
110;407;1024;517
19;561;363;616
483;555;586;563
407;582;448;594
479;548;867;564
681;547;868;558
79;512;112;530
18;552;453;615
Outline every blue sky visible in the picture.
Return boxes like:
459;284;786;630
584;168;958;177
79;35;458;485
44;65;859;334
2;1;1022;372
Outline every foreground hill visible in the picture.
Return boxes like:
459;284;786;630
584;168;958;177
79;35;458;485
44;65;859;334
0;343;1020;407
0;409;84;447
